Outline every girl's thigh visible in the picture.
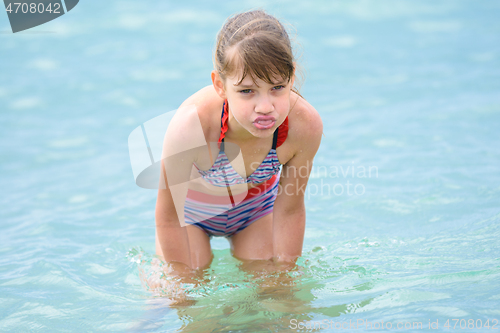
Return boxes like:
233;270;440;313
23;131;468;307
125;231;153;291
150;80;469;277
186;225;213;269
229;213;274;261
155;226;213;269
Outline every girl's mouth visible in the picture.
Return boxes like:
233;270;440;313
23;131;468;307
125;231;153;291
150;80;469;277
253;116;276;129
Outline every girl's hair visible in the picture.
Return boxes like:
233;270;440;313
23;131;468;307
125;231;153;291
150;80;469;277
214;10;299;90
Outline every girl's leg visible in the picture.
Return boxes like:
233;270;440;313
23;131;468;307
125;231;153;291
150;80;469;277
155;225;213;269
186;225;213;268
228;213;274;261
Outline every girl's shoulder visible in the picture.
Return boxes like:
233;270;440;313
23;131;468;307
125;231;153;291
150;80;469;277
179;85;222;112
285;92;323;148
177;85;223;143
275;92;322;166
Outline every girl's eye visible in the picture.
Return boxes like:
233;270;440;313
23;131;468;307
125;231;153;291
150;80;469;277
273;85;285;91
239;89;252;94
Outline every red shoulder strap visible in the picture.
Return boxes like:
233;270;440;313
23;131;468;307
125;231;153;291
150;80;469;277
218;101;229;148
276;116;288;148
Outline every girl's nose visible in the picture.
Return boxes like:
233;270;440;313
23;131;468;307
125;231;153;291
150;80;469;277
255;95;274;114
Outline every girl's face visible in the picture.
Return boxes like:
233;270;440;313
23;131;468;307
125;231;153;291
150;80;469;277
214;69;294;140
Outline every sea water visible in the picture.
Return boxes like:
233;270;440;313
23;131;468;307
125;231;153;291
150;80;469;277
1;0;499;332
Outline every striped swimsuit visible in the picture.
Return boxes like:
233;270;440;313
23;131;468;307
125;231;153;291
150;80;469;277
184;100;289;237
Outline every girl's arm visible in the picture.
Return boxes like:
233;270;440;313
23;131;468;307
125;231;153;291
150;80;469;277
272;107;323;263
155;105;207;268
155;157;193;267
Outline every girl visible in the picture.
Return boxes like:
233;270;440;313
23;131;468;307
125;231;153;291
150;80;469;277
155;9;323;270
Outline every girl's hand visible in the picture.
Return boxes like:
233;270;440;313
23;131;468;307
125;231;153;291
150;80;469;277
142;258;197;304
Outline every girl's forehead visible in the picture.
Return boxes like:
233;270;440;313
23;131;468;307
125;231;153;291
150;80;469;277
228;72;287;87
222;46;291;86
232;75;255;86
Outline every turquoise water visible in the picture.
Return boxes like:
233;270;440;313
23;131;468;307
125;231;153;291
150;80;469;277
1;0;500;332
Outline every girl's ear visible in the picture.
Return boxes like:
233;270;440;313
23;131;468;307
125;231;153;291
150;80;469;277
211;70;227;99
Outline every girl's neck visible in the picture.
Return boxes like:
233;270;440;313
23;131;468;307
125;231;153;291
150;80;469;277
225;112;257;143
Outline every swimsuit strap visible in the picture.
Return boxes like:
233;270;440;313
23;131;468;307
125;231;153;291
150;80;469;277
218;101;229;149
218;100;287;152
272;128;279;150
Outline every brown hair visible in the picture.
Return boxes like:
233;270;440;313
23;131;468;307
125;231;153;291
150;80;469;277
214;10;300;90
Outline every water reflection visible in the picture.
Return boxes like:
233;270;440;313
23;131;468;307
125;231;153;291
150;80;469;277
127;247;377;332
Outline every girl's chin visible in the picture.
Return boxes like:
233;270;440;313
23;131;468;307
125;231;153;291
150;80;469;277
248;125;276;138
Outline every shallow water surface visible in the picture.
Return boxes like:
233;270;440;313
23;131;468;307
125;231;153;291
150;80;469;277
1;0;500;332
